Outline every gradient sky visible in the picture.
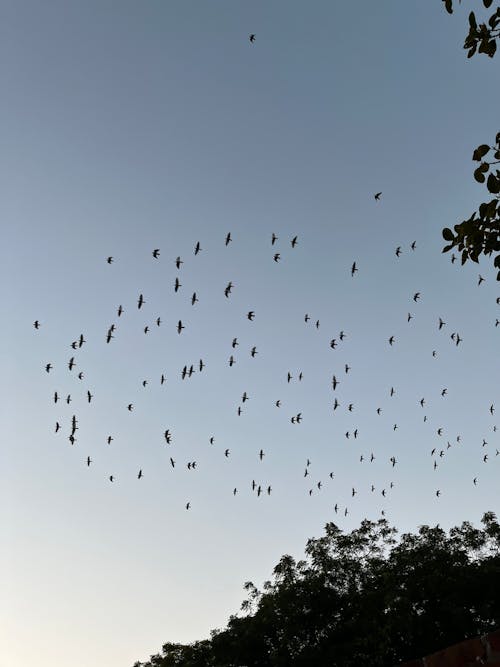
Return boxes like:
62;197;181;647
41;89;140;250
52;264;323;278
2;1;500;666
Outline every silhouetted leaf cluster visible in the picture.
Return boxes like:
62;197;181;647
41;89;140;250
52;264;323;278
133;513;500;666
441;0;500;276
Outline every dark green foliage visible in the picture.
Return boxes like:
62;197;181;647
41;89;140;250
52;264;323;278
133;513;500;667
441;1;500;276
441;133;500;277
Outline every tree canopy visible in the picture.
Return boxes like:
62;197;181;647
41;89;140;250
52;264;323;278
441;0;500;277
133;512;500;667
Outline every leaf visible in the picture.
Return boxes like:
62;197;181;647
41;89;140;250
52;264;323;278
487;173;500;194
494;255;500;269
472;144;490;161
469;12;477;29
497;269;500;281
442;228;454;241
483;0;493;7
474;167;486;183
443;0;453;14
442;243;454;253
462;250;468;265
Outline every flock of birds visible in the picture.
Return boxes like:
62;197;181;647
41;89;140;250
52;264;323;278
33;191;499;514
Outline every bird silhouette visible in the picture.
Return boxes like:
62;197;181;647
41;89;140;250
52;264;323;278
413;292;420;302
225;232;232;246
247;311;255;321
138;294;145;309
374;192;382;200
175;256;183;269
107;256;113;264
152;249;160;258
249;34;255;43
86;457;92;467
273;253;280;262
34;320;40;329
138;469;143;479
177;320;185;334
271;233;278;245
351;261;358;276
194;241;201;255
291;236;298;248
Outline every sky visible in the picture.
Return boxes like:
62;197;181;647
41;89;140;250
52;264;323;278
1;1;500;665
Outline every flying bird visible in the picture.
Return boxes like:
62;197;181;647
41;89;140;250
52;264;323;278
351;261;358;276
152;249;160;258
33;320;40;329
247;311;255;320
374;192;382;200
395;246;401;257
177;320;185;334
175;256;183;269
291;236;298;248
249;33;255;43
107;256;113;264
413;292;421;302
194;241;201;255
225;232;232;246
138;294;145;309
271;233;278;245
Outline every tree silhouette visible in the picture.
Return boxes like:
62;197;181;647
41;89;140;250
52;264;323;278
441;0;500;276
133;512;500;666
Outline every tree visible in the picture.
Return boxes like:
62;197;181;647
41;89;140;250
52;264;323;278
132;513;500;666
440;0;500;277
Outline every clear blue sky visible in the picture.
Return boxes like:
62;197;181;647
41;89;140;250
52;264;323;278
2;1;499;666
